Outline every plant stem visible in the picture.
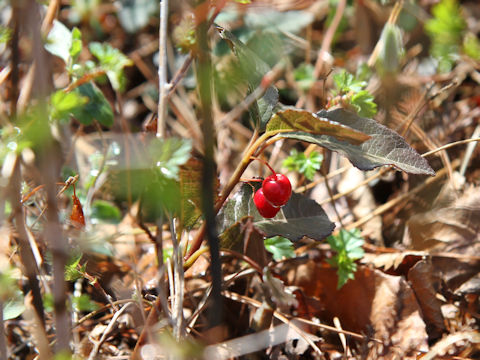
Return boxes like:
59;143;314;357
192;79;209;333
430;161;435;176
195;0;223;331
157;0;169;138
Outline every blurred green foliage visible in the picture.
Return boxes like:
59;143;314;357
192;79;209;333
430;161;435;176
327;229;365;289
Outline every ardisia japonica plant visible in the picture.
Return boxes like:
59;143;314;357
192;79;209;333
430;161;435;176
181;26;435;287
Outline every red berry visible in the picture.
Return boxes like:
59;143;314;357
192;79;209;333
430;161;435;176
262;173;292;206
254;188;280;218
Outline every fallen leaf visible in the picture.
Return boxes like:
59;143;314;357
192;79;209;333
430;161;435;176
406;185;480;251
407;259;446;340
284;261;428;358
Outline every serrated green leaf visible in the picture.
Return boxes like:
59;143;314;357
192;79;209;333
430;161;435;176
71;82;113;127
150;137;192;179
45;20;73;63
350;90;377;118
65;253;85;282
264;236;295;261
267;108;371;145
89;42;133;91
283;149;322;181
279;108;435;175
327;229;365;289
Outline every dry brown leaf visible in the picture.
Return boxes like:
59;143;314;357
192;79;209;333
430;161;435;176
406;184;480;251
284;261;428;358
407;259;446;340
362;251;426;273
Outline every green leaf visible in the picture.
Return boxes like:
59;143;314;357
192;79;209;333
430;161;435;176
280;108;435;176
45;20;73;63
70;27;83;61
91;199;122;223
283;149;323;181
50;90;88;123
72;294;98;312
0;25;11;43
257;86;279;130
217;183;335;242
149;137;192;179
327;229;365;289
2;289;25;320
89;42;133;91
267;108;371;145
71;82;114;127
464;32;480;61
331;69;377;117
424;0;466;72
65;253;86;282
264;236;295;261
333;70;366;94
350;90;378;118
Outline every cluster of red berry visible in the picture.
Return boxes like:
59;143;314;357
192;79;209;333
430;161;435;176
253;173;292;218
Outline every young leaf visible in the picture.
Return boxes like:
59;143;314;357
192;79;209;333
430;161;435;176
327;228;365;289
350;90;377;118
89;42;133;91
283;149;323;181
264;236;295;261
64;254;86;282
331;70;377;117
424;0;466;72
70;27;83;61
267;108;371;145
280;108;435;176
